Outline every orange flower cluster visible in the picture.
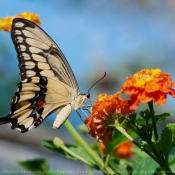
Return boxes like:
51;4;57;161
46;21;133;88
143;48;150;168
100;141;134;159
85;68;175;143
0;12;41;32
121;68;175;110
84;93;133;143
116;141;135;158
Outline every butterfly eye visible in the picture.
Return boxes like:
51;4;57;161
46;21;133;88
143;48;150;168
87;93;90;99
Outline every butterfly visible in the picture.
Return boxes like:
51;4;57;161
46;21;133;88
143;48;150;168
0;18;89;133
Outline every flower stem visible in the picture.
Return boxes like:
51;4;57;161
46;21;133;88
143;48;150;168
104;154;111;168
86;165;94;175
64;120;104;169
53;137;94;167
146;139;163;165
161;164;174;175
116;126;134;141
64;120;116;174
116;126;158;163
148;101;158;141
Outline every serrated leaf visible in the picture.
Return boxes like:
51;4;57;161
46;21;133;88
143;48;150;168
156;124;175;162
108;157;132;175
131;147;149;160
105;129;137;154
132;157;162;175
155;113;172;122
42;140;95;165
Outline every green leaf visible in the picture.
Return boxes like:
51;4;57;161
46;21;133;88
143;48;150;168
105;129;137;154
18;158;49;172
154;113;172;122
67;145;96;165
156;124;175;162
131;147;149;160
108;158;132;175
125;113;137;124
139;109;151;120
42;140;65;155
42;140;95;165
169;155;175;171
19;158;62;175
136;117;146;126
132;157;162;175
169;155;175;166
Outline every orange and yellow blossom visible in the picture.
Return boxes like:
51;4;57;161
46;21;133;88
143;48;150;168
121;68;175;110
84;93;134;143
0;12;41;32
116;141;135;158
100;141;135;159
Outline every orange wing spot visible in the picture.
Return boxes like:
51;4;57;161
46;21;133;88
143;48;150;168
37;99;44;109
34;120;41;125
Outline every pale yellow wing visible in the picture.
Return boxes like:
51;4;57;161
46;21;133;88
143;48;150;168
0;18;79;132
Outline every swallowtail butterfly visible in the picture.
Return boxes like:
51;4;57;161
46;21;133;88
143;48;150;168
0;18;89;132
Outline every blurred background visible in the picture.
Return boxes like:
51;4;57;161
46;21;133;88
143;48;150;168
1;0;175;174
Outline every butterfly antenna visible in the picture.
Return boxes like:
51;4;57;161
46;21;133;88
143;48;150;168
88;84;104;91
87;72;106;93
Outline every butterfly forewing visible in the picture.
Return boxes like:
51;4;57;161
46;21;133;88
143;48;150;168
0;18;81;132
12;19;79;92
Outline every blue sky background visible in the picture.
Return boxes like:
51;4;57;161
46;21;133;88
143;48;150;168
1;1;175;173
1;1;175;126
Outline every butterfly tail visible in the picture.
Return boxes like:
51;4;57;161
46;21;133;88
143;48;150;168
0;116;11;125
0;116;30;133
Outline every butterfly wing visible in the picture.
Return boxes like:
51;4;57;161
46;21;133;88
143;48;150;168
0;18;79;132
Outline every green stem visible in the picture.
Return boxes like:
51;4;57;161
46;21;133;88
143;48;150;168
54;137;94;166
147;102;174;174
116;126;158;163
64;120;104;168
104;154;111;168
146;139;163;165
64;120;116;174
116;126;134;141
133;140;158;163
161;164;174;175
86;165;94;175
148;102;158;141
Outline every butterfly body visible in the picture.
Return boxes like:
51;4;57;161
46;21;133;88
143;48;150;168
0;18;88;132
